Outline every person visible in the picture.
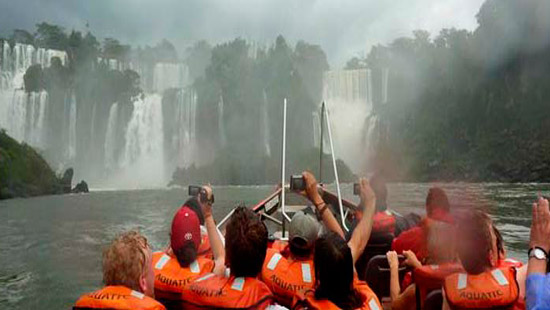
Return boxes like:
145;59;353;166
292;173;383;310
386;220;460;310
442;210;521;310
177;196;213;258
152;186;225;309
73;231;165;310
391;187;453;262
260;211;319;307
180;206;276;309
526;197;550;310
366;173;413;237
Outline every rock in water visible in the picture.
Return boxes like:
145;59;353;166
72;180;89;193
61;168;74;193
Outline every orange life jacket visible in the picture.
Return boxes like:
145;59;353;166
152;251;214;304
292;278;382;310
260;248;315;307
392;216;454;263
413;263;464;302
498;258;524;269
372;210;396;234
443;267;520;310
73;285;165;310
181;274;274;310
269;239;289;253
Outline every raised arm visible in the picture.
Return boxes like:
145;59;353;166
527;197;550;276
347;178;376;264
199;186;226;276
302;171;345;239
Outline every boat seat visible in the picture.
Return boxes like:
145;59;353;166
363;254;409;299
355;233;394;281
423;289;443;310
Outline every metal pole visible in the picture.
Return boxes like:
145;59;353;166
280;99;291;229
319;102;325;183
216;208;236;229
324;106;349;232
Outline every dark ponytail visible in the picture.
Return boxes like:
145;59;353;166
314;232;365;310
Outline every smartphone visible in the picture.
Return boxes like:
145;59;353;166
289;175;306;191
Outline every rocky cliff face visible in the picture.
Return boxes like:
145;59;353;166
0;130;64;199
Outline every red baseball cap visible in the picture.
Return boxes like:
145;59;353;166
171;206;201;253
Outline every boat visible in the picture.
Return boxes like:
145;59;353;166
210;100;440;309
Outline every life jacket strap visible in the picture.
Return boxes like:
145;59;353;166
130;290;144;299
231;277;245;291
190;260;200;273
491;269;509;286
155;254;170;270
267;253;282;270
457;273;467;290
301;263;312;283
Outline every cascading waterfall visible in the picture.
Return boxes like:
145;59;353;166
367;70;373;105
104;102;119;170
1;41;204;188
321;69;373;173
312;111;321;148
218;95;226;147
153;63;189;93
26;91;48;148
261;90;271;157
90;101;97;146
382;68;389;104
0;42;67;149
66;92;77;160
117;94;165;187
175;89;197;168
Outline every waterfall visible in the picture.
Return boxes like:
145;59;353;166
118;94;165;187
261;90;271;157
153;63;189;93
90;101;97;145
367;70;373;105
382;68;389;104
104;102;119;169
27;91;48;148
312;111;320;148
218;95;226;147
0;42;67;150
7;91;27;141
321;68;373;173
0;41;208;188
175;89;197;168
66;92;77;160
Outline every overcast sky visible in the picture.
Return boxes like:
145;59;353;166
0;0;485;67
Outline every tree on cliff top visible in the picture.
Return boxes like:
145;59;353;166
35;22;67;50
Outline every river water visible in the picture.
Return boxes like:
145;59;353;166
0;183;547;309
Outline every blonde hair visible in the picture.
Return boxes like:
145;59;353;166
102;231;150;291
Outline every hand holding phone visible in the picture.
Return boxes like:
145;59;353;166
188;185;215;205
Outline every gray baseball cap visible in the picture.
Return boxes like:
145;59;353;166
289;211;320;249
